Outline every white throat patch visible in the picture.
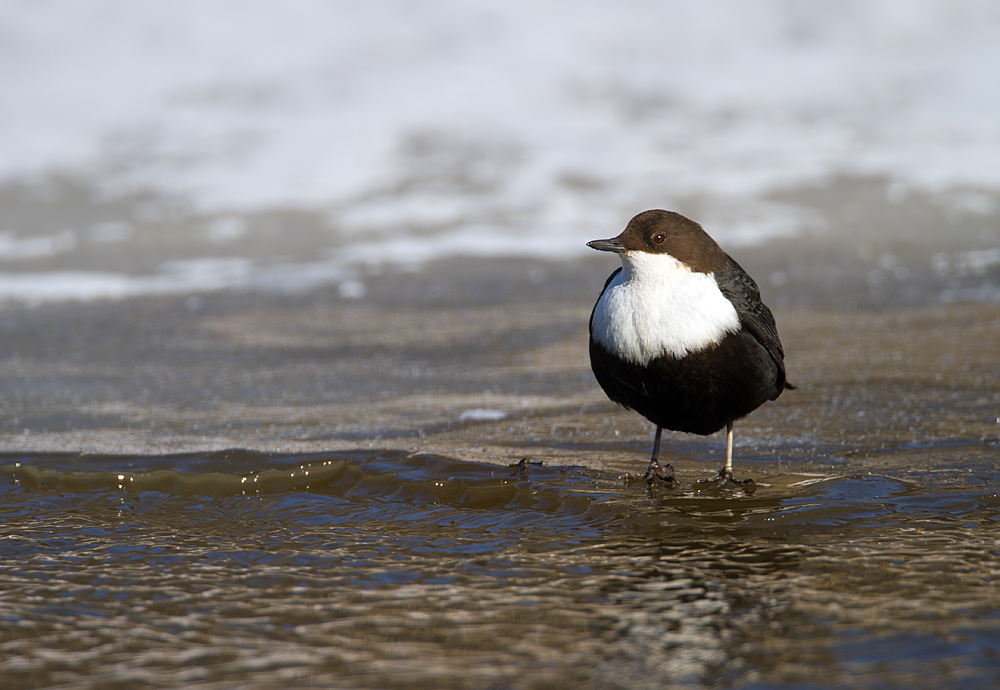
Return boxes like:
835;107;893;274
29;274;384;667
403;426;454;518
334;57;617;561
591;251;740;365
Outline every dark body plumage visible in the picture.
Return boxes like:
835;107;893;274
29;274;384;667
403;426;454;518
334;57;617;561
587;210;793;482
589;267;787;435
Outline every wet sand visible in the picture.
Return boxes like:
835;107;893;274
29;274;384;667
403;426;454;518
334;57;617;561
0;249;996;473
1;181;999;689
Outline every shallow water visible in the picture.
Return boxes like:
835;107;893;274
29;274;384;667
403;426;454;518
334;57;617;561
2;447;998;690
0;160;998;689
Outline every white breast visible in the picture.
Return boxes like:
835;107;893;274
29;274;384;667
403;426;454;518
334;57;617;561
591;251;740;365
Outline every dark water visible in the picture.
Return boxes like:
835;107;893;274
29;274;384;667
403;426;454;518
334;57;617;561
2;448;998;690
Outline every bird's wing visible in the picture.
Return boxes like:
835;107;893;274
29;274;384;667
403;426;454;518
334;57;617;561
714;268;789;388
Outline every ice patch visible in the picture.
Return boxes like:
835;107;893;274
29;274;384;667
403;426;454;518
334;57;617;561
459;409;507;421
0;257;357;303
206;216;248;244
337;280;366;299
932;248;1000;278
0;230;76;260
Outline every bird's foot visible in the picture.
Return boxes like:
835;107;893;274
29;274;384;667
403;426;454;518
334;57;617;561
701;467;757;494
644;460;676;487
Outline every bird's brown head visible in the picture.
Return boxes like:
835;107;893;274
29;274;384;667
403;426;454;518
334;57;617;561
587;210;732;274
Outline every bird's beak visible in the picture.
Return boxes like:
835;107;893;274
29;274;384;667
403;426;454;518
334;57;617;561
587;237;625;253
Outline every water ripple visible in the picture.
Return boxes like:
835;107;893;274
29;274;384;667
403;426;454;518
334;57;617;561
1;450;998;689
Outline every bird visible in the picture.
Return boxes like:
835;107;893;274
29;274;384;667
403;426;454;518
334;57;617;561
588;209;793;488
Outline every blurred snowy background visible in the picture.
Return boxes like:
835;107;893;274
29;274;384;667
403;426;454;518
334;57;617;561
0;0;997;301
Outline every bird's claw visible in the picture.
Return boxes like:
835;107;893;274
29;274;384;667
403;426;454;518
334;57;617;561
644;460;676;487
705;467;757;493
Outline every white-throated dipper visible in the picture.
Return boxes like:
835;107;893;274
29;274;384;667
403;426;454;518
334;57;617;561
588;210;794;487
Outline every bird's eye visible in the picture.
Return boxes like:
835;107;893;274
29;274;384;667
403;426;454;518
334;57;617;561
652;233;666;245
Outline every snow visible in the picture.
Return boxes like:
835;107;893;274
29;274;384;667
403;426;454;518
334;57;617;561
0;0;997;300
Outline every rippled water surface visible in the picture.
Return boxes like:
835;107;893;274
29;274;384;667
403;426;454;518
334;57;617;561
2;448;998;690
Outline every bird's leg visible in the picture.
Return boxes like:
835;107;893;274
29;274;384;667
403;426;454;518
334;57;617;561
709;421;756;492
644;425;675;485
723;421;734;478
